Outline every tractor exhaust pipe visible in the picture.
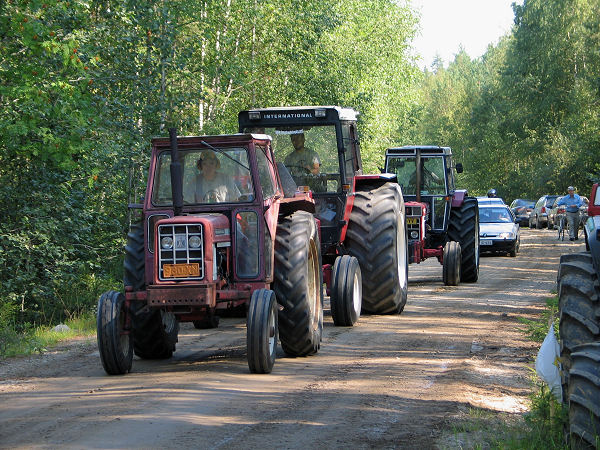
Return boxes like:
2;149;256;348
169;128;184;217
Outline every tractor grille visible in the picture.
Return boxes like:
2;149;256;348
158;224;204;281
405;205;422;240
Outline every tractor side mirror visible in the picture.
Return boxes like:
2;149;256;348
455;163;463;174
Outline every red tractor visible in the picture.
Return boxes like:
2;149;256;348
97;130;323;375
384;146;479;286
239;106;408;325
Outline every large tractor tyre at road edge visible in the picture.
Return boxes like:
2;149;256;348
247;289;278;374
447;197;480;283
346;183;408;314
97;290;133;375
123;222;179;359
330;255;362;326
273;211;323;356
566;343;600;448
557;252;600;385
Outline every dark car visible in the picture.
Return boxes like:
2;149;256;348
509;198;535;227
529;195;559;229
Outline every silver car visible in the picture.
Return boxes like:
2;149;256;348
479;204;520;257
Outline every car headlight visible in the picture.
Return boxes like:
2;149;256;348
499;232;515;239
188;235;202;248
410;230;419;239
161;236;174;249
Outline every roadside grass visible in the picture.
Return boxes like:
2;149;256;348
0;313;96;359
440;294;569;449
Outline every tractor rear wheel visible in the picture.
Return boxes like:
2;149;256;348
330;255;362;326
124;221;145;291
247;289;278;373
346;183;408;314
97;290;133;375
558;252;600;391
123;221;179;359
130;306;179;359
448;197;479;282
273;211;323;356
566;343;600;448
442;241;461;286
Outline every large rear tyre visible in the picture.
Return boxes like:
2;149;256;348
346;183;408;314
273;211;323;357
448;197;479;283
442;241;461;286
558;252;600;386
567;343;600;448
247;289;278;374
97;290;133;375
124;222;145;291
330;255;362;326
130;305;179;359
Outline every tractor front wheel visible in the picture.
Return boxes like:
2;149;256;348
247;289;278;374
97;290;133;375
442;241;461;286
330;255;362;326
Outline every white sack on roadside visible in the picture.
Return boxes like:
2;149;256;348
535;324;562;401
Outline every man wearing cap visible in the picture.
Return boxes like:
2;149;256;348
557;186;583;241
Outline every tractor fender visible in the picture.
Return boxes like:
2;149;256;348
451;190;468;207
278;194;316;218
354;173;397;190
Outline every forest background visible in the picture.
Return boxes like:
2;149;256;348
0;0;599;336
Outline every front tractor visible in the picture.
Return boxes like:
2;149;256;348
239;107;408;324
384;146;479;286
97;130;323;375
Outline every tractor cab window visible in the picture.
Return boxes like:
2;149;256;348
152;148;255;206
251;126;339;194
387;156;447;196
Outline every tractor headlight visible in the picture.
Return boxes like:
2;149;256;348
410;231;419;239
161;236;174;249
189;235;202;248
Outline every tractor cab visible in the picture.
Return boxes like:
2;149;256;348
239;106;362;260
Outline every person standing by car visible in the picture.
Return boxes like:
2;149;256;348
557;186;583;241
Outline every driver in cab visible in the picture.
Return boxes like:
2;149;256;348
194;150;241;203
284;132;321;176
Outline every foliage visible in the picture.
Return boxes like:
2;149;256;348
0;0;420;332
411;0;600;200
518;296;560;342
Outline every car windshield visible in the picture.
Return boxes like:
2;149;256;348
512;199;534;208
152;147;254;206
245;125;339;193
387;156;447;196
479;207;513;223
545;196;558;207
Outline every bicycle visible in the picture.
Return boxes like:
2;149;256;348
557;213;568;241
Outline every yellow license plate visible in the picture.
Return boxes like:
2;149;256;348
163;263;200;278
406;217;419;225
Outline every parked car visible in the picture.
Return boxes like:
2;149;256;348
479;204;520;257
529;195;559;229
547;196;564;229
477;197;506;205
579;196;589;227
509;198;535;227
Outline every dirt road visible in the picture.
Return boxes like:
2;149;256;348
0;229;584;449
